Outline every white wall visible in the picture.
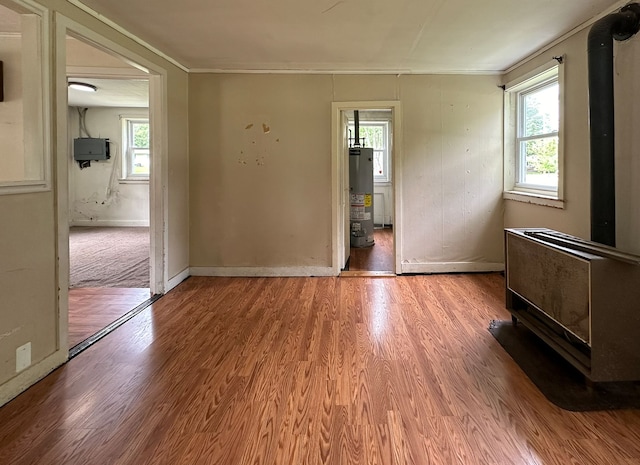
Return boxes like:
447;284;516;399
373;184;392;226
68;106;149;226
189;73;504;275
0;3;63;406
615;35;640;254
400;75;504;273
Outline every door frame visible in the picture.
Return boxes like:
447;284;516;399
331;101;403;275
54;14;169;350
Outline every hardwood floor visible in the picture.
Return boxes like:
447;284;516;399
68;288;152;347
348;227;394;272
3;274;640;464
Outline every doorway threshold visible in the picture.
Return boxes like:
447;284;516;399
340;270;396;278
69;293;162;359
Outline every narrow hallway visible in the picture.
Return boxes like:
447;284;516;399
348;227;393;272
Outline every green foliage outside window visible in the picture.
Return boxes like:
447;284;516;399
132;122;149;148
519;81;559;187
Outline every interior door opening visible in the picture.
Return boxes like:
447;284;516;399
65;34;156;354
341;108;395;275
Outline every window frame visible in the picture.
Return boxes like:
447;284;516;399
515;77;559;191
121;116;150;181
503;58;564;208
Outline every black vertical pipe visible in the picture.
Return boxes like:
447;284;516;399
354;110;360;147
588;3;640;246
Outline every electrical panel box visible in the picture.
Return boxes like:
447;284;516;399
74;138;110;161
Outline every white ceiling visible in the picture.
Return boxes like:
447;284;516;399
66;37;149;108
0;4;19;32
67;78;149;108
0;0;628;108
76;0;623;73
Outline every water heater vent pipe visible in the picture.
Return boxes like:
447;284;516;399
588;2;640;246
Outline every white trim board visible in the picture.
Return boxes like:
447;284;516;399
400;262;505;274
69;220;150;227
189;67;504;75
66;66;148;78
167;267;190;292
190;267;336;277
66;0;188;72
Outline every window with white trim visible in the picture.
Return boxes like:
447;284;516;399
504;59;563;205
348;121;390;183
516;77;559;189
122;118;150;180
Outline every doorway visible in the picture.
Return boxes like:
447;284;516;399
331;101;402;276
58;22;166;355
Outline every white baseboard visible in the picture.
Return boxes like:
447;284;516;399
70;220;150;227
166;267;190;292
190;266;335;277
191;264;502;277
0;349;68;407
400;261;504;274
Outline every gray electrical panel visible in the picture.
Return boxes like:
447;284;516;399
74;138;110;161
349;147;375;248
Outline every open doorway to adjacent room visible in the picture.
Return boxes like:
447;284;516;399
65;35;156;352
333;103;400;277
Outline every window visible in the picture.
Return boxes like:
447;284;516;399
516;78;559;190
348;121;390;183
504;59;563;206
122;118;150;180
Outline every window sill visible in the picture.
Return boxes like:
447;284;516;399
503;190;564;209
119;178;149;184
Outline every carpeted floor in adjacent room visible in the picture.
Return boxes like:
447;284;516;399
69;226;150;288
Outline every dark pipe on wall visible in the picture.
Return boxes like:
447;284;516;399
354;110;360;147
588;3;640;246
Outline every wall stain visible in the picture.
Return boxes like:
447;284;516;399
238;121;279;167
0;327;21;341
322;1;345;14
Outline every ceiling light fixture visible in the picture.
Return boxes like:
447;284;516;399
68;81;97;92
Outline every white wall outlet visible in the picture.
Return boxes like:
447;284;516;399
16;342;31;373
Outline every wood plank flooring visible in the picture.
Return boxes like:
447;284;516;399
68;288;152;347
348;227;394;272
3;274;640;464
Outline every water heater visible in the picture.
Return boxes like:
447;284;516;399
349;147;374;248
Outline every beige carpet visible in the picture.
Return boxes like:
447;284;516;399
69;226;150;288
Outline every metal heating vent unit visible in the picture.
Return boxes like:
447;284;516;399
505;228;640;382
